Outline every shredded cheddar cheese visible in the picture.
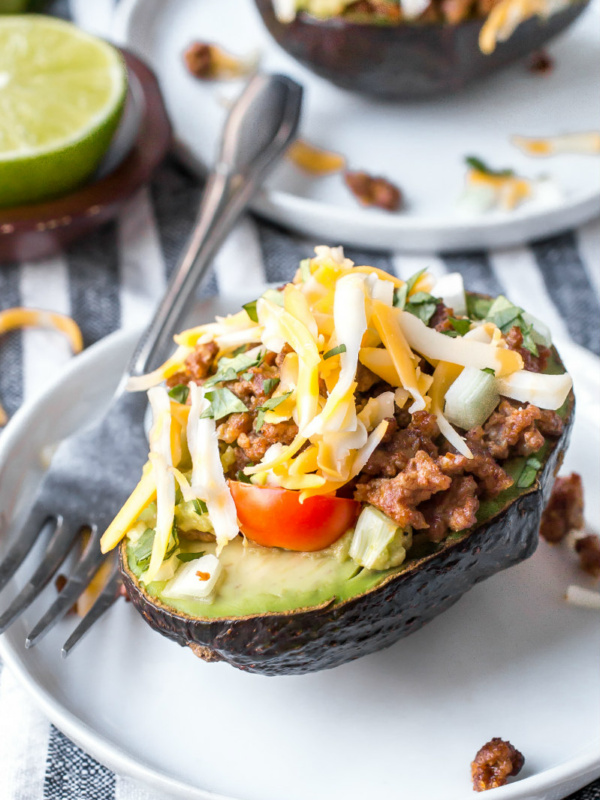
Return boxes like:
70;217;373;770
98;245;570;566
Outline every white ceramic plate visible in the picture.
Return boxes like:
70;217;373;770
112;0;600;252
0;295;599;799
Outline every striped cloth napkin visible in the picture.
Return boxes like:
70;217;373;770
0;2;599;799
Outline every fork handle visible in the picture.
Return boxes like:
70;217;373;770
119;73;302;386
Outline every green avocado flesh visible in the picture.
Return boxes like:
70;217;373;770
126;347;569;620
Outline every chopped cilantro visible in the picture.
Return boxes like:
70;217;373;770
193;498;208;516
393;284;408;310
200;388;248;421
323;344;347;360
485;295;539;356
242;300;258;322
465;155;514;178
176;551;206;562
168;384;189;404
481;367;496;376
466;295;493;320
236;470;252;484
132;525;178;571
263;377;280;395
405;291;438;325
449;317;471;336
204;349;263;389
254;391;293;432
406;268;427;294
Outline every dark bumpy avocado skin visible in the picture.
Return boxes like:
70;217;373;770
121;393;574;676
254;0;588;99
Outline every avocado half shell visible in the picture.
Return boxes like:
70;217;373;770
120;377;574;676
254;0;589;99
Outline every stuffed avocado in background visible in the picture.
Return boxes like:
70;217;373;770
256;0;589;98
101;248;574;675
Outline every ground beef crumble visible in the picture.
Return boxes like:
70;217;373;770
539;473;584;543
169;300;566;547
471;738;525;792
505;325;550;373
575;535;600;578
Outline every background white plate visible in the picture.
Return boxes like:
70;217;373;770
0;295;599;800
113;0;600;252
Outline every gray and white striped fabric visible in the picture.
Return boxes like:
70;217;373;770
1;0;599;797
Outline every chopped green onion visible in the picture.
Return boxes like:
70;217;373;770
323;344;347;360
168;384;189;404
444;367;500;430
200;388;249;421
176;551;206;562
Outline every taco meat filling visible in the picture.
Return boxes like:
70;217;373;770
167;314;563;545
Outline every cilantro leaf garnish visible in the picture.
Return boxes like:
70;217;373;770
242;300;258;322
254;391;293;433
204;349;264;388
262;377;280;395
200;388;249;421
323;344;347;360
168;384;189;404
176;551;206;562
466;295;493;320
405;291;438;325
465;155;514;178
236;470;252;484
393;284;407;309
448;317;471;336
485;295;539;356
406;268;427;294
193;498;208;516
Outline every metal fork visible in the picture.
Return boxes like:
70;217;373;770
0;73;302;656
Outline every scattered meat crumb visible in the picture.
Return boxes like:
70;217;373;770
471;738;525;792
528;49;554;75
344;170;403;211
575;535;600;578
539;472;584;543
183;42;256;81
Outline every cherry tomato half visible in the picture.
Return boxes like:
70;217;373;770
228;482;360;552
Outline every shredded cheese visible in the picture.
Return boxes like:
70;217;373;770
187;383;239;554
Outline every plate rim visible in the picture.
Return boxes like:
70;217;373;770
112;0;600;252
0;324;599;799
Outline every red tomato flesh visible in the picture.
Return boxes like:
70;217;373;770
228;482;360;552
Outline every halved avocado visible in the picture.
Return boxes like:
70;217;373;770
120;358;574;676
254;0;589;99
